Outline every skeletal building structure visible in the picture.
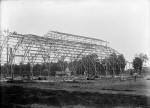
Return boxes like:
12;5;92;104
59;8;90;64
0;30;130;78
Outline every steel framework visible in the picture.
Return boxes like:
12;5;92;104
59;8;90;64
0;30;128;77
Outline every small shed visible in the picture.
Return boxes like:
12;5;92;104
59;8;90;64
55;71;66;77
55;67;72;77
65;67;72;76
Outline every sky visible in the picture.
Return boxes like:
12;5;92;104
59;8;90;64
1;0;150;66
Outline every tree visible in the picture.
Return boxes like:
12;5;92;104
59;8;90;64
136;53;148;63
82;53;98;76
133;57;142;71
108;53;118;75
101;53;126;76
13;64;20;75
33;63;41;76
117;54;126;73
133;53;148;74
50;62;61;76
69;53;99;76
72;53;126;76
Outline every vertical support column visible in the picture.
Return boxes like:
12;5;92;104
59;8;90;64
105;43;109;76
30;56;34;80
113;57;115;77
19;61;22;76
30;64;33;80
48;61;51;76
100;56;102;75
106;58;108;76
80;58;87;76
7;29;9;76
10;47;14;80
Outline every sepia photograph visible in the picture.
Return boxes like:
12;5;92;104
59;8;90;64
0;0;150;108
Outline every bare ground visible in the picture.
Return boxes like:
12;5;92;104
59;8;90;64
0;78;150;108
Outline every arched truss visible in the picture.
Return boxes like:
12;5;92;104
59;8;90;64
0;30;129;75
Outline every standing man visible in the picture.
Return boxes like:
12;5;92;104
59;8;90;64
133;72;138;82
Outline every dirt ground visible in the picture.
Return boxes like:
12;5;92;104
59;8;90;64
0;77;150;108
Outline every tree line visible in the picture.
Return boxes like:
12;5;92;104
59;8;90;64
132;53;148;75
0;53;148;77
0;53;127;77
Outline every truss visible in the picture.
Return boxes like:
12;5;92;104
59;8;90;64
0;30;120;64
0;30;129;77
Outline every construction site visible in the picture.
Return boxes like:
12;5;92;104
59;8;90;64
0;30;131;80
0;30;150;108
1;0;150;107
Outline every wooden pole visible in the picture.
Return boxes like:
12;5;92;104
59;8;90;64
10;47;14;80
7;29;9;76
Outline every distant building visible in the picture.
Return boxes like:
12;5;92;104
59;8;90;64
55;71;66;77
55;67;72;77
65;67;72;76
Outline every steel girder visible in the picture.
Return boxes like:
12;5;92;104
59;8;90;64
0;30;126;76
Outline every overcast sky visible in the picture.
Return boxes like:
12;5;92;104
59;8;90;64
1;0;150;66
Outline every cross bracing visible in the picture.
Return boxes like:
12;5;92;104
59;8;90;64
0;30;128;77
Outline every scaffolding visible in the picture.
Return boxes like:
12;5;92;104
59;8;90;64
0;30;130;78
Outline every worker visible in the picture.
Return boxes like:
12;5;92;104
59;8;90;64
133;73;138;82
